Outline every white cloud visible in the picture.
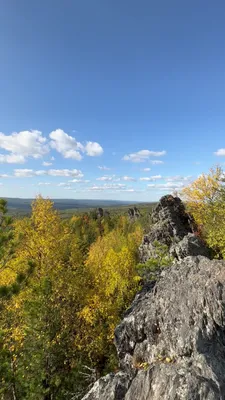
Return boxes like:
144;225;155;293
122;176;136;181
50;129;83;160
166;175;192;182
142;168;151;172
48;169;83;177
147;182;185;190
214;149;225;156
0;154;26;164
14;169;83;178
69;179;90;183
38;182;51;186
35;170;46;176
85;142;103;156
89;183;126;191
140;175;162;181
42;161;53;166
0;174;9;178
96;175;114;181
150;160;164;165
98;166;111;171
14;169;40;177
0;130;49;163
0;129;103;165
49;129;103;159
123;149;166;163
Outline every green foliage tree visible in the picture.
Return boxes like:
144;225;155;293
136;241;174;282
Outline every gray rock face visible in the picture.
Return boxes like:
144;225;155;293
82;372;131;400
82;256;225;399
170;232;211;259
82;196;221;400
139;195;207;262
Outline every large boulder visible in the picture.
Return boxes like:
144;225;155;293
82;256;225;399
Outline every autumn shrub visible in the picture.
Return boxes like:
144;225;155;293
182;166;225;258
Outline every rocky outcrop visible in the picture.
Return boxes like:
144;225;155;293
170;232;211;260
82;256;225;400
82;195;222;400
96;208;110;219
82;372;131;400
128;207;141;221
139;195;208;262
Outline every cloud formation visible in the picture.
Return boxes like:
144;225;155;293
85;141;103;156
147;182;185;190
214;149;225;156
123;149;166;163
140;175;162;181
0;129;103;164
98;166;111;171
150;160;164;165
14;169;83;178
49;129;84;160
68;179;90;183
165;175;192;182
122;176;136;181
0;130;49;163
89;183;126;191
50;129;103;160
0;154;26;164
96;175;115;181
42;161;53;166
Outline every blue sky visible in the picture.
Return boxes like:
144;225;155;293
1;0;225;201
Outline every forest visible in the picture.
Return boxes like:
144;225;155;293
0;166;225;400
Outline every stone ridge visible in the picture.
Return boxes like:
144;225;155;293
82;196;224;400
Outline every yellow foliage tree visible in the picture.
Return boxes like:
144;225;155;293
182;166;225;258
182;166;223;226
13;196;69;277
0;196;82;398
76;227;142;369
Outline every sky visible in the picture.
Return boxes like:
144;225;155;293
1;0;225;201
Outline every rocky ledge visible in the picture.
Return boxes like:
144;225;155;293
82;196;225;400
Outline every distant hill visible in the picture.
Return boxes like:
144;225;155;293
2;198;140;216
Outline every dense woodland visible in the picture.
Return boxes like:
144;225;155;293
0;166;225;400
